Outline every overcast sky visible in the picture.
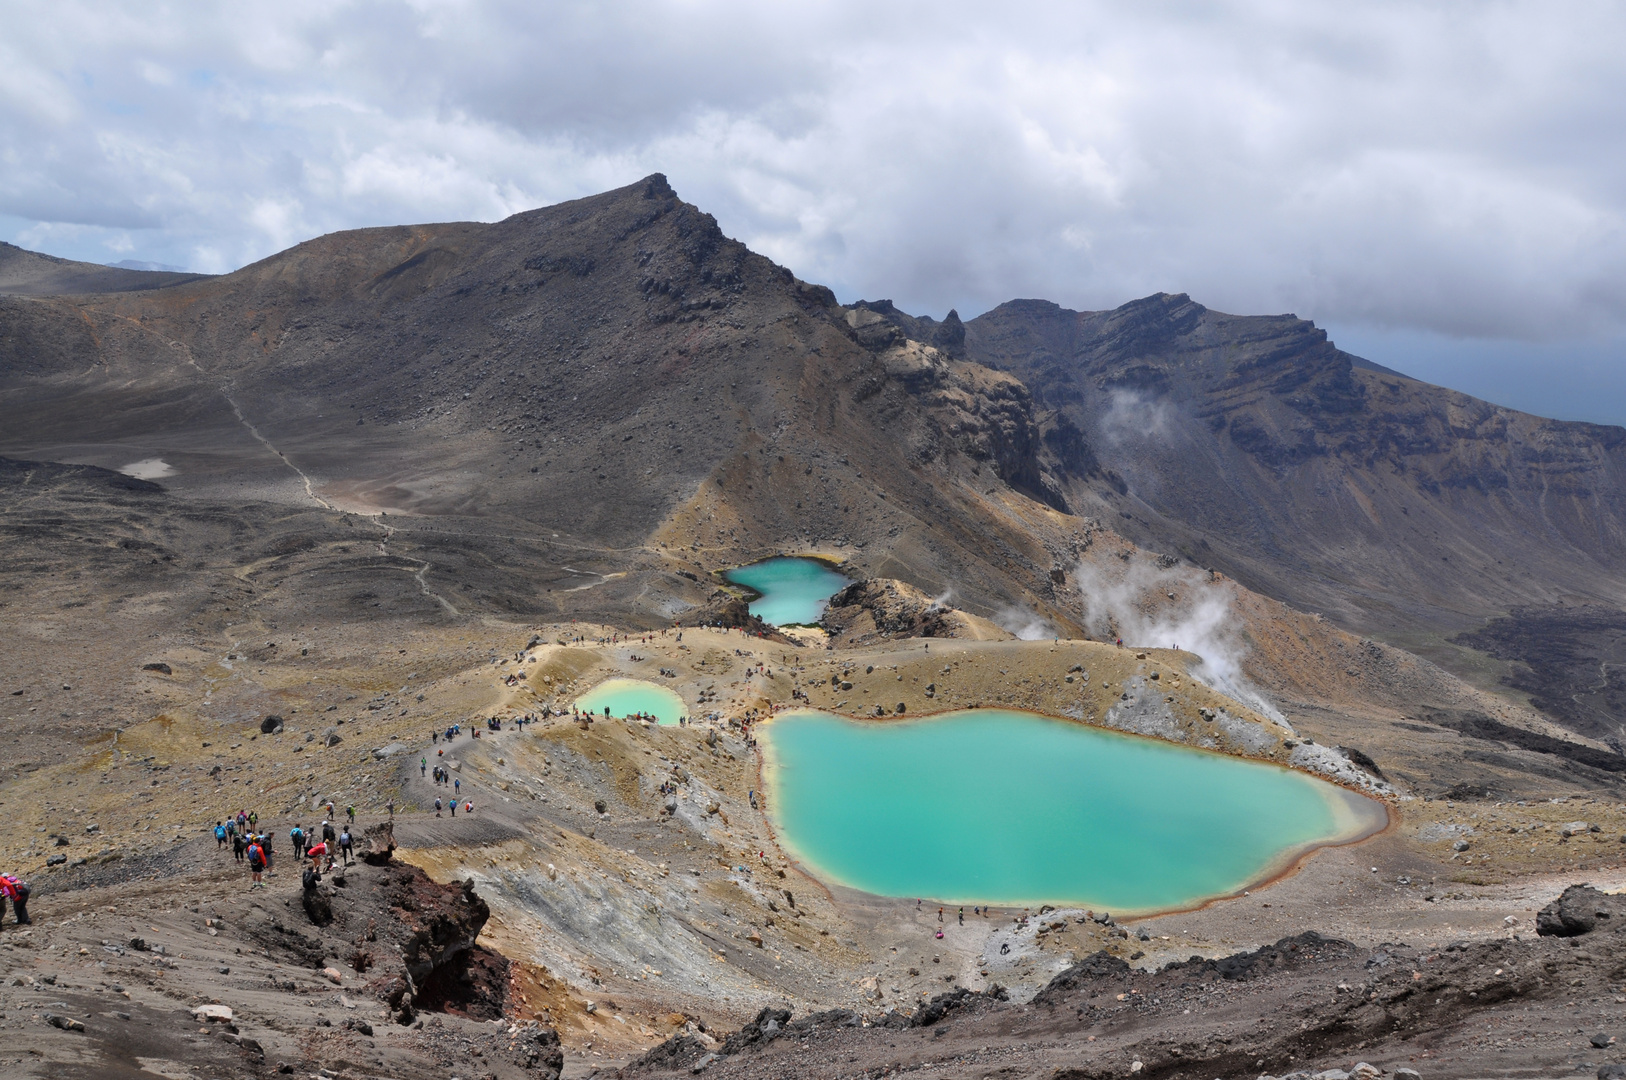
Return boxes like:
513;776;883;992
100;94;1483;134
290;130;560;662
4;1;1624;422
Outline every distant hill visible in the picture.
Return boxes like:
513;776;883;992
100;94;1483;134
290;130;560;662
0;241;211;295
107;258;190;273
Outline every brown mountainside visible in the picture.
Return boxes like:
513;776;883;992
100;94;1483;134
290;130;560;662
5;177;1626;751
0;176;1084;632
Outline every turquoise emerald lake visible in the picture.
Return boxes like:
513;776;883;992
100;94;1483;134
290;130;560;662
760;709;1382;913
723;556;850;626
575;678;687;725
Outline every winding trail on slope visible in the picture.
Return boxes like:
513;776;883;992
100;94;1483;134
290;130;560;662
217;390;338;511
414;561;460;616
76;303;339;513
70;302;644;620
77;303;468;618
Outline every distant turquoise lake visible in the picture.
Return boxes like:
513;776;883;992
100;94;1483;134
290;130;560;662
575;678;686;725
723;556;849;626
759;709;1382;913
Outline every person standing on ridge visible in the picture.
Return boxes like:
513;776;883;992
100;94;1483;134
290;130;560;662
338;826;353;866
214;821;228;849
420;756;427;777
346;804;355;825
290;823;306;860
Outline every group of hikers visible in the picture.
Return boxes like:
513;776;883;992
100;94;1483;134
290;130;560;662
214;805;359;889
419;754;475;817
428;763;461;792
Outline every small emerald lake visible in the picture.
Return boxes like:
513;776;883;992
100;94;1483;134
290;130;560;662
722;556;849;626
759;709;1383;913
575;678;687;725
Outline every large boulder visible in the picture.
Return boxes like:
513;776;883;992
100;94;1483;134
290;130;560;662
260;715;285;734
302;884;334;926
360;820;397;865
1536;884;1626;936
720;1007;792;1055
507;1024;563;1079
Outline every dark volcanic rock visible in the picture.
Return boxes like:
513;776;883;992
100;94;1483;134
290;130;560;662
908;985;1007;1027
388;875;508;1019
1536;884;1626;936
1032;949;1133;1005
823;578;954;642
624;1034;711;1076
506;1024;563;1078
361;819;397;864
301;880;334;926
1454;606;1626;745
720;1007;793;1055
627;933;1624;1080
1422;707;1626;775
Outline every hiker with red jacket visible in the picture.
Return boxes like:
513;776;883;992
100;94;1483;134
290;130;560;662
0;874;31;926
246;836;267;889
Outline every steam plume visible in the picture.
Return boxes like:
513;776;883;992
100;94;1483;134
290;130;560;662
1074;555;1285;723
995;603;1055;641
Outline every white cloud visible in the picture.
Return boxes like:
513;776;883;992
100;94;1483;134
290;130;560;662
2;0;1624;354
